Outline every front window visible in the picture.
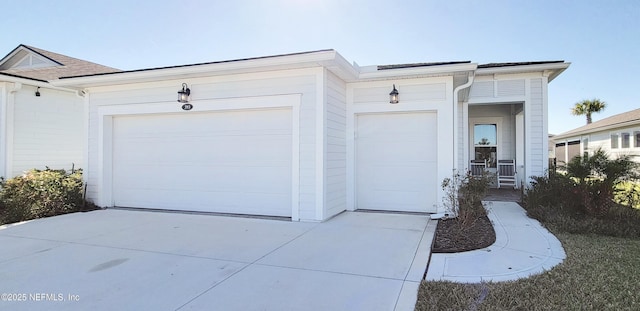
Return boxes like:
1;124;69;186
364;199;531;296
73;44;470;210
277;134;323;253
622;133;630;148
635;131;640;148
474;124;497;168
611;133;619;149
582;137;589;157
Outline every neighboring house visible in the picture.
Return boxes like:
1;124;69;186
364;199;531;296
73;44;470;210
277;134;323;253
47;49;568;221
552;108;640;164
0;45;119;177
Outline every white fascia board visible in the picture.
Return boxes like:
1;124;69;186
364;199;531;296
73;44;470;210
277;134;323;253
0;74;76;93
321;51;359;82
357;63;478;81
52;50;355;88
476;62;570;82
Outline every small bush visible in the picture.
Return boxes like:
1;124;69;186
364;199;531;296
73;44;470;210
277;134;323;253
563;149;638;216
435;170;495;252
0;168;93;225
524;174;576;209
614;181;640;209
441;170;493;220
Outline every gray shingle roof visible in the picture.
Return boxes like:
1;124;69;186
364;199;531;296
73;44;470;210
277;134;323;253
0;45;120;81
554;108;640;138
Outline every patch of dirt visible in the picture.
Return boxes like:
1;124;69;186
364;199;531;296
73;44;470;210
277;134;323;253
432;213;496;253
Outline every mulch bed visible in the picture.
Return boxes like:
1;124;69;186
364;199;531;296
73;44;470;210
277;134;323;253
432;213;496;253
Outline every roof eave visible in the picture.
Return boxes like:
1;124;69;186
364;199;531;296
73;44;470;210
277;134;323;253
553;119;640;140
476;62;570;82
52;50;358;88
357;63;478;81
0;72;80;92
0;72;48;83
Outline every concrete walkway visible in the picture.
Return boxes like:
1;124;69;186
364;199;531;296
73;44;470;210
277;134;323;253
0;209;435;311
426;201;565;283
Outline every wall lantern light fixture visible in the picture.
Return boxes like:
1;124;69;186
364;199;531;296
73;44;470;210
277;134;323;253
177;83;191;103
35;87;41;97
389;84;399;104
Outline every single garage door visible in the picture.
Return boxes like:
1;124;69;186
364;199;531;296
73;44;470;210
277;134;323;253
112;108;292;217
356;112;437;213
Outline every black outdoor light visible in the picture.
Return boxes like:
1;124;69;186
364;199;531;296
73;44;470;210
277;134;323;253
177;83;191;103
35;87;41;97
389;84;399;104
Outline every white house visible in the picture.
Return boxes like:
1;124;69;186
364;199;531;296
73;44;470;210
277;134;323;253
47;49;568;222
0;45;119;177
552;108;640;164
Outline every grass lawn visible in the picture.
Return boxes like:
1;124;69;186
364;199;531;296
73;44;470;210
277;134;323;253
415;231;640;311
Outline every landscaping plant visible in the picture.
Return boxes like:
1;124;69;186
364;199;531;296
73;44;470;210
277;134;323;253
0;168;93;225
441;170;493;220
435;170;495;252
525;148;640;237
418;150;640;310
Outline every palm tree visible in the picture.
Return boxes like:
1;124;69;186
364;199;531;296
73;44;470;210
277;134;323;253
571;99;606;124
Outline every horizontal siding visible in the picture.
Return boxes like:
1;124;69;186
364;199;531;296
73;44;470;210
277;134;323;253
325;71;346;219
497;80;525;97
12;88;83;176
587;129;640;163
469;81;494;98
529;78;544;176
353;82;446;104
469;79;526;101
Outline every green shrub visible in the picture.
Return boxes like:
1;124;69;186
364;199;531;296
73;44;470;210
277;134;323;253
554;148;639;216
614;181;640;209
459;171;493;208
524;151;640;238
524;174;576;210
0;168;92;225
441;170;493;220
526;201;640;238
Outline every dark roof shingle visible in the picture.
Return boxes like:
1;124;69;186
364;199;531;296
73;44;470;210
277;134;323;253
478;61;565;68
377;61;472;70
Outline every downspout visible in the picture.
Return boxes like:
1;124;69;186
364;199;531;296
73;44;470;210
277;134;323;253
77;89;89;191
4;82;22;178
432;72;476;219
452;72;475;172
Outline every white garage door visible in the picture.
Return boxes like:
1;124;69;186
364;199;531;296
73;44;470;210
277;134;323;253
356;112;437;213
112;108;292;217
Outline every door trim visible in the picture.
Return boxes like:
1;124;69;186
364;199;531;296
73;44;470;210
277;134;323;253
96;94;302;220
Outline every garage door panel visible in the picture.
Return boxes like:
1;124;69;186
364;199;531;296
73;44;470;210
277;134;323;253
115;137;290;162
358;190;426;207
112;109;292;217
360;165;435;190
114;189;290;215
356;112;437;213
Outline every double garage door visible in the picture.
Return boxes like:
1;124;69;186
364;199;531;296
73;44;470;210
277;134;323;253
112;109;292;217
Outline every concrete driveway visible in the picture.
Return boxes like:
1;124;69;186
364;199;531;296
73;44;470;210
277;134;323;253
0;209;434;311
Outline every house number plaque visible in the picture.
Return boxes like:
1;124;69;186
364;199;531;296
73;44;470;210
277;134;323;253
181;103;193;111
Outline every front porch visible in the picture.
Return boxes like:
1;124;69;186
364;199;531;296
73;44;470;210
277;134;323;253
466;103;525;188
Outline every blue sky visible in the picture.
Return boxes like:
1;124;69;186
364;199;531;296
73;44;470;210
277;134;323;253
2;0;638;134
